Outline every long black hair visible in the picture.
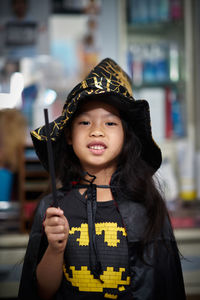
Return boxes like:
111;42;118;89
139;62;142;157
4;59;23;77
117;118;168;244
56;95;169;246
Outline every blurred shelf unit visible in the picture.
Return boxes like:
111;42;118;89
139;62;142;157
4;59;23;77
20;145;49;232
170;201;200;229
123;0;200;207
126;0;186;141
0;201;20;234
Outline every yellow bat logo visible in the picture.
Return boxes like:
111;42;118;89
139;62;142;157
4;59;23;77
63;265;130;297
69;222;127;247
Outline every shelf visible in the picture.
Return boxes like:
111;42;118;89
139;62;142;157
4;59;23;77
0;202;20;220
169;202;200;229
25;170;48;177
127;20;184;34
175;228;200;242
18;145;50;232
24;181;49;192
25;158;41;163
132;80;183;89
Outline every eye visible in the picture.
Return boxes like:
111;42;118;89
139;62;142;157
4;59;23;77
79;121;90;125
106;122;117;126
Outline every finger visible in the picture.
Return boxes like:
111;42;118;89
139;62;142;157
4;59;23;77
60;215;69;226
46;207;64;218
45;224;65;234
45;215;65;227
48;239;67;253
47;214;69;228
48;232;67;243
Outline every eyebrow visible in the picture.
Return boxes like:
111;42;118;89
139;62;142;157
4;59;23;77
77;111;119;118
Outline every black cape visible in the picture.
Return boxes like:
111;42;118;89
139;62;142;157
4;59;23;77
18;189;186;300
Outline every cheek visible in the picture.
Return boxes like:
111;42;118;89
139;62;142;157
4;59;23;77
119;135;125;153
64;127;72;145
119;126;125;142
71;132;84;155
119;129;125;152
112;129;124;153
69;126;79;146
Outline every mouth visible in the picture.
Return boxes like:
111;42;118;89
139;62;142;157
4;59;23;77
87;142;107;154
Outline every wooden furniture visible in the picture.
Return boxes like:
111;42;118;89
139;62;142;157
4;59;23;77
19;144;49;232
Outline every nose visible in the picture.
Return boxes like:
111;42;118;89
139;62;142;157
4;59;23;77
89;124;105;137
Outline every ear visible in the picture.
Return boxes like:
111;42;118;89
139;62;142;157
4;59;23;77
64;128;72;145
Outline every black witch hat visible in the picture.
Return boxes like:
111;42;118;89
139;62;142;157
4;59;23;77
31;58;162;173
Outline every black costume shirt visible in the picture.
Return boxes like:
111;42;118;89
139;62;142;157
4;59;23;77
59;189;131;299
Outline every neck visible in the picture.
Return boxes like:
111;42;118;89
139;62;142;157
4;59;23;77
79;186;114;202
83;168;115;186
79;168;116;202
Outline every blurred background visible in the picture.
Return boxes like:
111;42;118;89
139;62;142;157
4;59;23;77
0;0;200;299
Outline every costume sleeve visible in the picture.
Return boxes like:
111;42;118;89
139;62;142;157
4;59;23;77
129;230;186;299
18;197;50;300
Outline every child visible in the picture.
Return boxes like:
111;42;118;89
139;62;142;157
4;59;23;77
18;58;186;300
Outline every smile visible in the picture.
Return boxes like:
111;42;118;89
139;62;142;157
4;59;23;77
87;142;107;154
89;145;105;150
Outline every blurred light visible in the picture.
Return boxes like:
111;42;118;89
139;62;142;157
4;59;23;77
0;72;24;109
44;89;57;106
10;72;24;96
169;45;179;82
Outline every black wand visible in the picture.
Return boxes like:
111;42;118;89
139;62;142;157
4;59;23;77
44;108;58;208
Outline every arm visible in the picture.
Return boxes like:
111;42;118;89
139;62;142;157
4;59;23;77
36;207;69;300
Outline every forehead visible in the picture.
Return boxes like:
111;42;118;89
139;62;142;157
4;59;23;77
77;99;120;117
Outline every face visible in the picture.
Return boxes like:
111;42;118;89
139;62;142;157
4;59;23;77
67;100;124;176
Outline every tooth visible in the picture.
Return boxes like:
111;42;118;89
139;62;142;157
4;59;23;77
90;145;104;149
